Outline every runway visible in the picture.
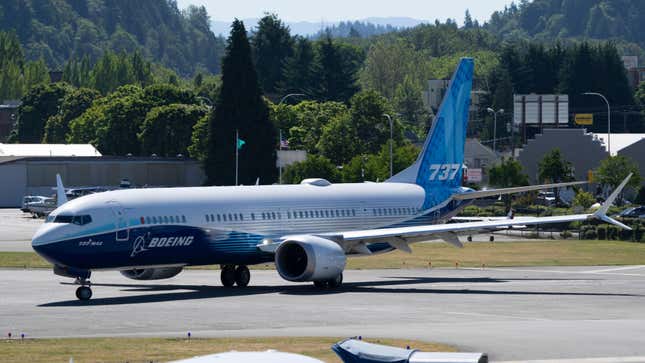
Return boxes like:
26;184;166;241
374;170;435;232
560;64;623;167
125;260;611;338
2;266;645;362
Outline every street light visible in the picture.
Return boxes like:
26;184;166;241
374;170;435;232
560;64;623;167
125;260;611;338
383;114;394;178
486;107;504;154
583;92;611;155
279;93;306;105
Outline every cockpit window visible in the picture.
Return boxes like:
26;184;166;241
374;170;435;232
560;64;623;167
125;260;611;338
51;214;92;225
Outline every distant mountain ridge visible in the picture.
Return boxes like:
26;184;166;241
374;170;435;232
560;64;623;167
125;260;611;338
211;17;429;36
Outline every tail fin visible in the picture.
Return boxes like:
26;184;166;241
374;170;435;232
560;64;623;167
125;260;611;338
388;58;474;192
56;174;68;207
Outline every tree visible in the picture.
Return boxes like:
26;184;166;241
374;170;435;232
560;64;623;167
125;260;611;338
11;82;72;143
393;75;429;141
572;190;596;209
489;158;530;187
538;148;574;183
488;158;529;209
251;13;294;96
188;113;210;161
596;155;642;190
341;143;419;182
139;104;207;157
348;90;401;155
317;115;357;165
279;36;316;96
282;154;339;184
312;36;360;102
205;20;277;185
43;87;100;143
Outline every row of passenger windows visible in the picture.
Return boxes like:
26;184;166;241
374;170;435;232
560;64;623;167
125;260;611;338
143;215;187;224
203;207;420;223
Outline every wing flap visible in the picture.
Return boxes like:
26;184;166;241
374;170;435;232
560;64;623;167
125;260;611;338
452;181;587;201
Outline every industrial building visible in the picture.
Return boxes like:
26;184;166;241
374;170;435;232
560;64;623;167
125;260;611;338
0;144;205;207
517;129;645;186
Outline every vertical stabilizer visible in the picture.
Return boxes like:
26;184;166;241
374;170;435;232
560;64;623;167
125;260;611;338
388;58;473;205
56;174;68;207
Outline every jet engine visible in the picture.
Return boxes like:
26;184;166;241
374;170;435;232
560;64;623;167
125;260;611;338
120;267;183;280
275;235;346;282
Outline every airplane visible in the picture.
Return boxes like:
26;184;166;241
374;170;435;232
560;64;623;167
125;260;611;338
31;58;631;300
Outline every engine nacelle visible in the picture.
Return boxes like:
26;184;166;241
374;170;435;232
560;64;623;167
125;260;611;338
275;235;346;282
120;267;183;280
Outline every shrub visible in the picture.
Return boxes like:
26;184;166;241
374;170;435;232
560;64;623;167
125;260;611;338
597;225;607;240
573;190;596;209
560;231;572;239
583;229;598;240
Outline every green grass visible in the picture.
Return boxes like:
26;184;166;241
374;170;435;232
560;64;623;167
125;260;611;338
4;240;645;270
0;336;453;363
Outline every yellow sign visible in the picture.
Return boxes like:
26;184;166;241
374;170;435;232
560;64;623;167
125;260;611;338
575;113;593;125
587;170;594;183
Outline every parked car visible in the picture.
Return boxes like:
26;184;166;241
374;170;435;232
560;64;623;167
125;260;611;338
618;206;645;219
21;196;49;213
25;197;56;218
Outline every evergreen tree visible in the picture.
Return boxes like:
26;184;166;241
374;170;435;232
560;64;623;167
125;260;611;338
11;82;72;143
43;87;100;143
251;13;294;96
312;36;359;102
205;20;277;185
279;37;316;96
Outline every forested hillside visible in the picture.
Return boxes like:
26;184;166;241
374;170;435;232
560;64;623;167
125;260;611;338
487;0;645;61
0;0;225;76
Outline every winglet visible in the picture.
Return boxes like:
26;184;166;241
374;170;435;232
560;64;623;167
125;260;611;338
56;174;68;207
592;173;632;230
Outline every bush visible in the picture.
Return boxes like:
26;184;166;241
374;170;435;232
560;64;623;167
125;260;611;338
573;190;596;209
636;186;645;205
607;225;619;240
597;225;607;240
560;230;572;239
583;229;597;240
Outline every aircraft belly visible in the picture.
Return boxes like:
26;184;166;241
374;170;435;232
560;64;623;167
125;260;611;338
37;225;272;270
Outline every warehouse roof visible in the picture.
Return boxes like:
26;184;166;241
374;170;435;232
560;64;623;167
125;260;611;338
0;143;101;157
592;133;645;156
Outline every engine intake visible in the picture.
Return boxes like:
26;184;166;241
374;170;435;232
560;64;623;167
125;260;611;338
120;267;183;280
275;236;346;282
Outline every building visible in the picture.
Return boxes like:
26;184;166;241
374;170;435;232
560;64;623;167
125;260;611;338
0;143;101;157
463;138;500;184
517;128;608;184
422;78;487;120
0;156;205;207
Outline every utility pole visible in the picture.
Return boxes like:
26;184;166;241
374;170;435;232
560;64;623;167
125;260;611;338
235;129;239;186
383;114;393;178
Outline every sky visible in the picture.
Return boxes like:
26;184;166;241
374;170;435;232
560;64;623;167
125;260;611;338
175;0;516;24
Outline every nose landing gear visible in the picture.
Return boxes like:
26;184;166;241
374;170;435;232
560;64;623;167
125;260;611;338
74;278;92;301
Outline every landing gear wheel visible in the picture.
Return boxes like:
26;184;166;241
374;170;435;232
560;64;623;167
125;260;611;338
234;265;250;287
327;273;343;288
467;236;473;242
489;235;495;242
75;286;92;300
220;265;236;287
313;280;327;288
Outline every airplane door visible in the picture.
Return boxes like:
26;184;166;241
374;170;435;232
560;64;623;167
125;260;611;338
108;201;129;241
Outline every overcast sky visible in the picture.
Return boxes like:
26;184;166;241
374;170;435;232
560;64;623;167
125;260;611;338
175;0;516;24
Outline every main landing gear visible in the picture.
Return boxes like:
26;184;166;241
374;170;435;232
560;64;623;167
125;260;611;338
74;278;93;301
220;265;250;287
313;273;343;289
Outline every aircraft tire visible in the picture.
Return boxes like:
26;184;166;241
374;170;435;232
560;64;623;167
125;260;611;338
220;265;236;287
234;265;250;287
327;273;343;288
489;235;495;242
313;280;328;288
75;286;92;301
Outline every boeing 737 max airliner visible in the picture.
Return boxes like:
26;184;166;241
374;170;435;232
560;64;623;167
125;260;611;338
31;58;631;300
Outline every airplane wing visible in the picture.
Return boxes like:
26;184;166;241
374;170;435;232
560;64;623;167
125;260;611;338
259;175;630;255
452;180;587;201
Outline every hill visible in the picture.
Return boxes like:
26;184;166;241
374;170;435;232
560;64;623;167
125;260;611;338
486;0;645;62
0;0;225;76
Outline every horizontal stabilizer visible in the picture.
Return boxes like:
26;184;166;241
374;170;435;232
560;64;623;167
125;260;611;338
452;181;587;201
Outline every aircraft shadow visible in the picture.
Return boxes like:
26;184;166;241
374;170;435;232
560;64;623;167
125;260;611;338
38;275;639;307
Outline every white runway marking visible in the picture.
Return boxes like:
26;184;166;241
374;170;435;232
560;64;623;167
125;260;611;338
464;266;645;277
498;356;645;363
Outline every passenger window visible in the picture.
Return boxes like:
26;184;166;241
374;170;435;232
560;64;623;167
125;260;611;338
272;212;276;220
299;211;303;218
164;216;169;223
233;214;238;221
216;214;220;222
223;214;227;221
228;213;233;221
352;209;356;217
146;216;151;224
240;213;244;221
251;213;255;220
182;215;187;223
